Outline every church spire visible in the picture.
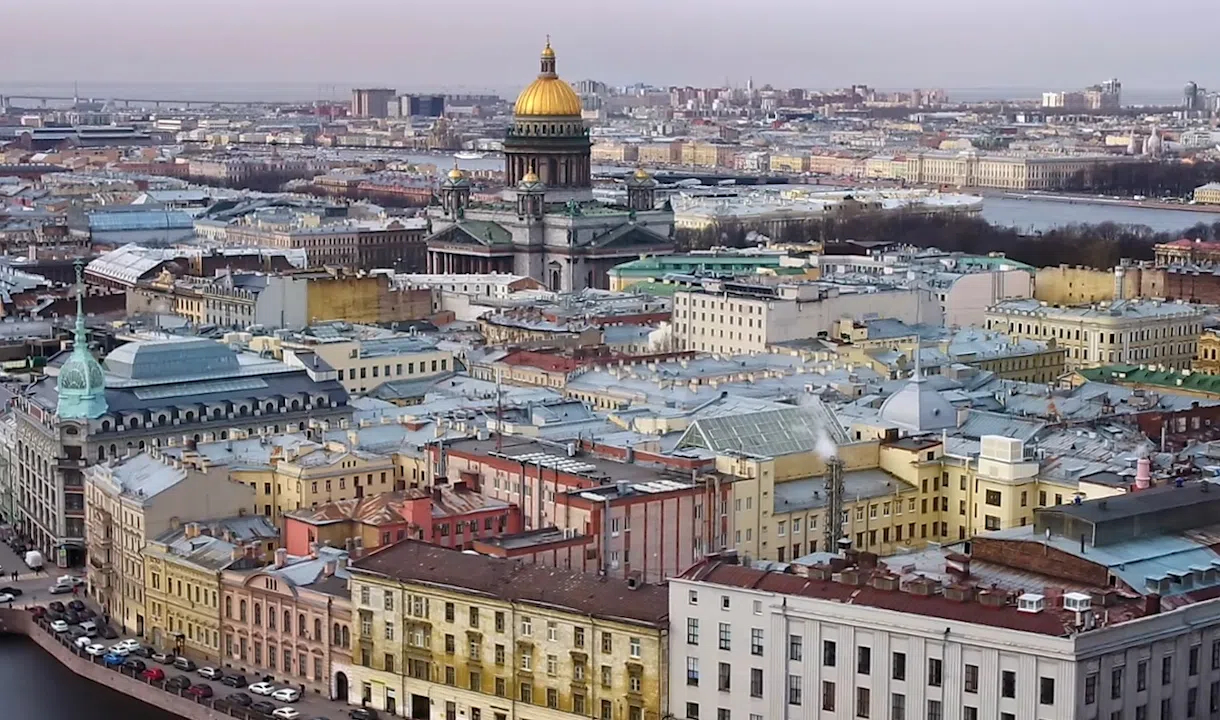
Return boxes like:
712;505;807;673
73;259;87;344
55;258;108;420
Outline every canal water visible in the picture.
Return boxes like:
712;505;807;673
0;635;176;720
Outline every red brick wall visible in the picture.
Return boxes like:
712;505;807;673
971;537;1110;588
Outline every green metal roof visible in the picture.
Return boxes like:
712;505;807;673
609;253;786;278
1079;364;1220;394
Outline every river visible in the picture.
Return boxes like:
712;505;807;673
0;635;175;720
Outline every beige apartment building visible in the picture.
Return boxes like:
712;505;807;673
275;322;455;396
1194;182;1220;205
985;298;1204;371
673;281;942;355
679;141;738;168
84;450;255;636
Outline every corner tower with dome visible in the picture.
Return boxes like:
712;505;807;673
425;40;674;292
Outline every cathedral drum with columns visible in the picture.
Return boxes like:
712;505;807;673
425;40;674;292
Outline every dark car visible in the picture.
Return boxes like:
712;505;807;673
131;645;154;658
222;673;248;688
79;607;97;619
250;700;277;715
123;658;147;673
0;587;23;597
49;601;65;613
67;626;87;639
28;606;46;619
45;610;64;622
223;692;253;707
67;599;85;611
186;684;213;699
166;675;193;691
62;610;81;624
99;626;119;639
349;709;379;720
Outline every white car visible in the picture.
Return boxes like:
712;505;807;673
85;643;106;656
271;688;300;703
107;643;130;657
114;639;141;653
50;620;69;633
73;635;92;649
0;593;13;603
199;666;223;680
248;681;277;696
57;575;85;587
272;708;301;720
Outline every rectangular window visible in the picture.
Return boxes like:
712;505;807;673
718;623;731;651
787;675;802;706
750;628;763;656
686;619;699;645
1040;677;1055;705
928;658;942;687
964;664;978;693
1085;673;1097;705
789;634;802;661
1001;670;1016;698
891;693;905;720
892;651;906;681
985;489;1002;506
1137;659;1147;691
856;687;870;718
1111;665;1124;700
718;662;731;692
823;639;836;666
687;657;699;686
821;681;835;712
857;646;871;675
927;700;942;720
750;668;763;698
1163;656;1173;685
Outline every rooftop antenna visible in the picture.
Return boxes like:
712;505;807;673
495;366;504;452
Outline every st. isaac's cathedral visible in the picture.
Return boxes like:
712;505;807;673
424;40;675;292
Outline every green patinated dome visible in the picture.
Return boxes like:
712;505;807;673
56;261;108;420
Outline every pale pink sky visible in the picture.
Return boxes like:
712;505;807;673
1;0;1214;92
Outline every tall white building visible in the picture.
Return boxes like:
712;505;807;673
670;481;1220;720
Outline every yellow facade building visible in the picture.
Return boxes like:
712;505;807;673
143;515;278;662
1194;183;1220;205
1034;264;1146;305
1197;329;1220;375
338;541;669;720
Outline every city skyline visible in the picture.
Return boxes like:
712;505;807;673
4;0;1218;93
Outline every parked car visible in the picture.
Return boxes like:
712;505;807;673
0;593;14;603
78;620;98;636
106;643;130;657
49;620;69;633
349;709;379;720
186;684;214;699
152;651;175;664
198;666;223;680
62;610;81;625
57;575;85;587
0;586;23;597
99;625;119;640
131;645;154;658
48;601;65;613
248;681;277;696
102;652;126;667
73;635;92;649
173;656;197;672
67;626;87;640
272;708;302;720
223;692;253;707
48;583;73;595
123;658;147;673
142;667;166;682
114;639;141;653
166;675;193;691
67;599;85;611
28;606;46;619
250;701;277;715
272;688;301;703
79;607;97;620
84;643;106;656
222;673;248;688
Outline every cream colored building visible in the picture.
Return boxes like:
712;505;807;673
275;322;455;395
1194;182;1220;205
986;298;1204;371
901;151;1138;191
673;281;942;355
84;450;256;637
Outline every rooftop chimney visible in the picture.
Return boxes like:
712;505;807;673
1143;593;1161;616
274;547;288;569
1135;457;1152;490
323;559;337;577
309;542;319;559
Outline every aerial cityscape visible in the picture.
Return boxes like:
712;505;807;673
6;3;1220;720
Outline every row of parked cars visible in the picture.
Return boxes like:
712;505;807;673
38;603;350;720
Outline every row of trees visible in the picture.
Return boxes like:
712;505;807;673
675;211;1220;269
1066;160;1220;197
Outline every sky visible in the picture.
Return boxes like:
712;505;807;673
2;0;1216;97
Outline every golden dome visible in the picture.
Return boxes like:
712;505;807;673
521;170;541;184
447;164;464;181
514;40;582;117
633;167;651;180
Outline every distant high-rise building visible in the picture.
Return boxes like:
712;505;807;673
1185;81;1201;112
351;88;396;119
400;94;445;118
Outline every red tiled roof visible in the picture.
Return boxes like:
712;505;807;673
1160;238;1220;251
352;540;668;625
686;561;1084;637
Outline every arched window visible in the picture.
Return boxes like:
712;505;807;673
239;600;247;622
298;613;306;636
265;402;275;414
224;596;232;619
268;611;276;631
341;626;350;648
101;420;111;432
333;623;341;645
283;610;292;634
253;603;261;625
314;618;322;641
291;400;300;411
97;446;106;461
213;408;222;419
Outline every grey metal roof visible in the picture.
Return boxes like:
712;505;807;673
773;468;907;514
674;400;849;458
104;338;242;381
